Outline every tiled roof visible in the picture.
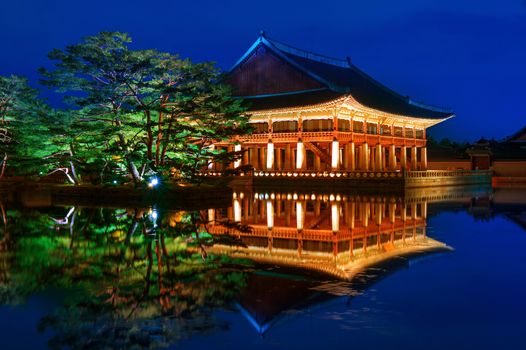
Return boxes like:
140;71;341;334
232;34;454;119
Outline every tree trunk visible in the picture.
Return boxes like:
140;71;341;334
0;153;7;180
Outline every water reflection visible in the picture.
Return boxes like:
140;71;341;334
0;204;251;348
206;189;453;281
2;184;522;348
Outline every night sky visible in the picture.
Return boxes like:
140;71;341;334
1;0;525;142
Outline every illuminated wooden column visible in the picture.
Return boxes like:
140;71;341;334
233;197;241;222
259;146;266;171
375;144;383;171
296;140;305;170
421;147;427;170
242;146;249;166
400;146;407;170
276;147;282;170
227;145;234;169
389;144;396;171
234;143;242;168
331;139;340;170
343;143;349;170
350;142;356;171
266;140;274;170
314;154;321;171
250;147;258;170
411;146;418;171
360;143;369;171
284;144;291;171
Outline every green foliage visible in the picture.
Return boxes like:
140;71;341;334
38;31;250;185
0;205;252;348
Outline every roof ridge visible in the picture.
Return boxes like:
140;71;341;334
265;36;350;68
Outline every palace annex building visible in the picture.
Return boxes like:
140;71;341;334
213;32;454;173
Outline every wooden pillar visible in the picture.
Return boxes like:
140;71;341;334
331;139;340;170
314;154;321;171
234;144;242;168
276;147;282;170
375;144;383;171
389;144;396;171
362;143;369;171
250;147;258;170
258;146;265;171
421;146;427;170
285;144;291;171
411;146;418;171
242;146;249;166
343;143;349;170
296;140;306;170
400;146;407;171
350;142;355;171
266;141;274;170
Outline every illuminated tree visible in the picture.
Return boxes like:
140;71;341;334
40;32;250;185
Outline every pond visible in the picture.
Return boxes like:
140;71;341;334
0;185;525;349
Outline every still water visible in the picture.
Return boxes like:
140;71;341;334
0;185;525;349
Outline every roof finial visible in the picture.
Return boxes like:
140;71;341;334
259;30;266;38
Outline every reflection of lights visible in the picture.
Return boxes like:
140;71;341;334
331;203;339;232
293;193;298;200
266;200;274;228
329;194;335;201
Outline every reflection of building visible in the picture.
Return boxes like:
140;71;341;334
206;189;450;280
212;33;453;173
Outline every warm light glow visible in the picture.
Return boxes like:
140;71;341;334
233;198;241;222
296;140;304;169
266;200;274;228
296;201;304;230
266;141;274;169
234;144;241;168
208;209;215;222
331;203;339;232
331;140;339;169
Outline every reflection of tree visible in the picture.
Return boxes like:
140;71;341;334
0;205;251;349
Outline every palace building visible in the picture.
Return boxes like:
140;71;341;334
213;33;454;173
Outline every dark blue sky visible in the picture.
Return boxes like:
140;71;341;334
1;0;525;141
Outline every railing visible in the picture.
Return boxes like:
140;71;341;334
201;170;403;179
406;169;492;178
233;131;425;144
